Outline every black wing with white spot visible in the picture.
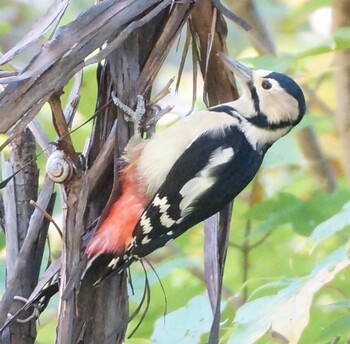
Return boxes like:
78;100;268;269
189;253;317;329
130;124;265;258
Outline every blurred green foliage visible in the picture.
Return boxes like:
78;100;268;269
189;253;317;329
1;0;350;343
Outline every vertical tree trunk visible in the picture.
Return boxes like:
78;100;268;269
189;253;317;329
332;0;350;183
191;2;239;342
1;129;42;344
0;1;244;342
56;3;192;343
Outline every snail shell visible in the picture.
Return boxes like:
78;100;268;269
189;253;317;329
46;150;74;183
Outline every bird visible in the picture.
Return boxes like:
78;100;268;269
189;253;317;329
85;52;306;282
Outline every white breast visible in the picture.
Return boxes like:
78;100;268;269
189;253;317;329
136;110;239;197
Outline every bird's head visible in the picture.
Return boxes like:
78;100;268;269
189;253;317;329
218;53;306;138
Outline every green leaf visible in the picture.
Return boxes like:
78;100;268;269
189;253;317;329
289;0;331;16
262;133;303;169
324;299;350;312
297;44;333;59
229;246;350;344
334;28;350;50
297;27;350;59
128;257;193;304
151;294;225;344
318;313;350;343
0;231;5;249
299;201;350;252
241;53;294;73
127;339;152;344
245;189;350;238
0;22;10;36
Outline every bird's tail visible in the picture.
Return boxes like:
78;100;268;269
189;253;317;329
85;163;147;257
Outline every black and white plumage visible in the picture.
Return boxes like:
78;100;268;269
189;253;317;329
131;126;263;258
87;53;306;282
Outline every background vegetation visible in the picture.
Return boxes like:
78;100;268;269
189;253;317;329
0;0;349;343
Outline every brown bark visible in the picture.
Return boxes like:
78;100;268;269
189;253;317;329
56;3;193;343
0;1;244;342
228;0;276;55
191;2;239;343
0;0;172;136
297;127;337;192
0;130;54;344
2;130;38;344
332;0;350;183
191;1;238;105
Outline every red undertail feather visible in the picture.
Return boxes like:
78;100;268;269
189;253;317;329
86;164;147;257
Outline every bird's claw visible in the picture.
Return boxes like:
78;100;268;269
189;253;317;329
111;92;145;135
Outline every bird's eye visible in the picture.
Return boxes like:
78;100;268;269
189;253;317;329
262;80;272;90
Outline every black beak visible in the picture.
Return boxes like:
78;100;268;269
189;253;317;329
218;52;253;83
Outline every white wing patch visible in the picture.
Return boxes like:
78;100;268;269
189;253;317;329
179;147;234;215
209;147;234;167
108;257;120;269
147;194;177;229
142;236;151;244
153;194;170;212
140;213;153;234
160;212;176;228
179;177;215;213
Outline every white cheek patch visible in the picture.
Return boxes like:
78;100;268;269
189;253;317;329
179;147;234;215
259;90;299;124
256;78;300;125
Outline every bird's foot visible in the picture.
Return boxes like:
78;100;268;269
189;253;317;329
111;92;145;136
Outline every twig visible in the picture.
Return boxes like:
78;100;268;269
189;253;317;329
87;120;117;197
211;0;251;31
0;177;54;327
0;0;69;66
297;127;337;192
63;70;83;128
228;242;242;250
144;105;175;128
189;35;198;114
30;200;63;238
0;100;112;190
84;0;173;67
175;25;191;93
303;84;334;117
152;77;175;104
137;2;194;95
204;7;217;79
49;93;77;164
0;258;61;332
28;119;53;156
0;98;47;152
146;245;242;309
241;220;251;301
248;231;273;250
330;336;340;344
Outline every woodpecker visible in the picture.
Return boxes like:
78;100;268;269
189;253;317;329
85;53;306;281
